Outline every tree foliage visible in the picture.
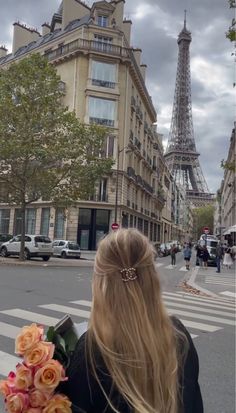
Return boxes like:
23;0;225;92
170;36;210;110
0;54;113;259
192;205;215;240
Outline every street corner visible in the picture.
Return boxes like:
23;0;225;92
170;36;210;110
178;266;219;298
0;256;95;268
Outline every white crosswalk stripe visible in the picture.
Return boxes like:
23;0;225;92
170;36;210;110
205;276;235;287
0;291;235;377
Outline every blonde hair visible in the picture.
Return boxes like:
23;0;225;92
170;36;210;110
86;228;185;413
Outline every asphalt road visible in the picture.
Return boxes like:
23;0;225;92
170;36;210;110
0;255;235;413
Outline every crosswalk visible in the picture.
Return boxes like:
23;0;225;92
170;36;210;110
156;263;188;271
205;275;235;287
0;291;235;378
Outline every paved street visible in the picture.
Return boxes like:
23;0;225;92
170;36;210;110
0;254;235;413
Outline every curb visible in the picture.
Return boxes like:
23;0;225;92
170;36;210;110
186;267;219;298
0;258;94;268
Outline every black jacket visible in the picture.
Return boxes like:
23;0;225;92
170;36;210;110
59;318;203;413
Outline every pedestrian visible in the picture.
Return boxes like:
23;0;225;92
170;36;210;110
202;245;210;269
215;243;223;273
196;245;204;267
170;243;177;266
59;229;203;413
223;247;234;269
183;243;192;270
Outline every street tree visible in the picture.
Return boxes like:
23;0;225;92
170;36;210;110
0;54;113;260
192;205;215;240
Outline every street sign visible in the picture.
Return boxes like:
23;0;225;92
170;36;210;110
111;222;119;231
203;227;210;234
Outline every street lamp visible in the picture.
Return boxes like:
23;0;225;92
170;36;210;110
114;145;131;224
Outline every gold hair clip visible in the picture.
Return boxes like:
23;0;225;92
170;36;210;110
120;267;137;282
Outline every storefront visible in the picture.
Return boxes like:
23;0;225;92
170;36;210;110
77;208;111;250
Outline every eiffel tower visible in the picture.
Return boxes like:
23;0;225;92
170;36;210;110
164;12;214;206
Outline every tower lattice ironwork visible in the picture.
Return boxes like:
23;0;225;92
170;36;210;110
165;12;213;206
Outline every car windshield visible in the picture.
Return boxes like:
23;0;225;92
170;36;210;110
35;236;51;243
68;242;80;250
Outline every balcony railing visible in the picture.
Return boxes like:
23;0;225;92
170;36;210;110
45;39;130;61
89;117;114;127
92;79;116;88
134;137;141;150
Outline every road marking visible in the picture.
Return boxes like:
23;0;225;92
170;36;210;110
165;265;176;269
177;319;221;332
155;263;164;268
0;321;21;339
205;281;235;286
39;304;90;319
162;294;235;311
167;309;235;326
190;334;198;339
220;291;236;298
0;350;20;377
164;301;235;318
179;266;189;272
0;309;60;326
71;300;92;307
171;292;236;307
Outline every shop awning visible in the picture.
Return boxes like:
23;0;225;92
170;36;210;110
229;225;236;233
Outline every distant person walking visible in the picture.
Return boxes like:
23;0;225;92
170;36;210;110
215;243;223;273
183;243;191;270
202;245;210;269
170;244;177;266
223;247;233;269
196;245;204;267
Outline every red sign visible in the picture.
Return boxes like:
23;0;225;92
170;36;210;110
111;222;119;230
203;227;210;234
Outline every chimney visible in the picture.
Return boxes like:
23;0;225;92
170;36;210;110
110;0;125;27
12;22;40;54
62;0;90;29
122;19;132;44
42;23;51;36
133;48;142;65
140;64;147;81
0;46;8;58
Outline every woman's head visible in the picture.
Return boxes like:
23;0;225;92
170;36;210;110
87;229;181;413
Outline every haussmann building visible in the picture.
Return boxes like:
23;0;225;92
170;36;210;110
0;0;167;250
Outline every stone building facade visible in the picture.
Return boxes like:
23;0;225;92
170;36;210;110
0;0;168;249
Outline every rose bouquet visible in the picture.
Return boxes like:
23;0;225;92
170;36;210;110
0;317;79;413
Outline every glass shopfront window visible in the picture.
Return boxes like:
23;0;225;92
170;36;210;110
40;208;50;236
78;208;110;250
26;209;36;234
0;209;10;233
54;209;65;239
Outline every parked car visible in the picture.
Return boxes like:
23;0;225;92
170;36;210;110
52;240;81;259
0;235;52;261
159;243;170;256
0;234;13;246
196;237;218;266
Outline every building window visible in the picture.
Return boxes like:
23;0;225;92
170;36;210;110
98;179;107;202
144;220;149;236
0;209;10;233
89;97;115;127
54;209;64;239
26;209;36;234
97;15;108;27
40;208;50;236
93;35;112;52
91;61;116;88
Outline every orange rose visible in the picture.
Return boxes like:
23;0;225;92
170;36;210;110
0;380;13;397
29;389;50;408
24;342;55;367
15;324;44;356
42;394;72;413
34;360;66;393
25;408;43;413
15;364;33;390
5;392;29;413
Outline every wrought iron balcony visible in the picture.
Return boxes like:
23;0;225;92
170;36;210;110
89;117;114;127
45;39;130;62
91;79;116;88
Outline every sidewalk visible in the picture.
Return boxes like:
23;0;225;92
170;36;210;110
187;263;235;300
0;252;96;267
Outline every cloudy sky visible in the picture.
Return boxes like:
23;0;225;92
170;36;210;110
0;0;235;192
